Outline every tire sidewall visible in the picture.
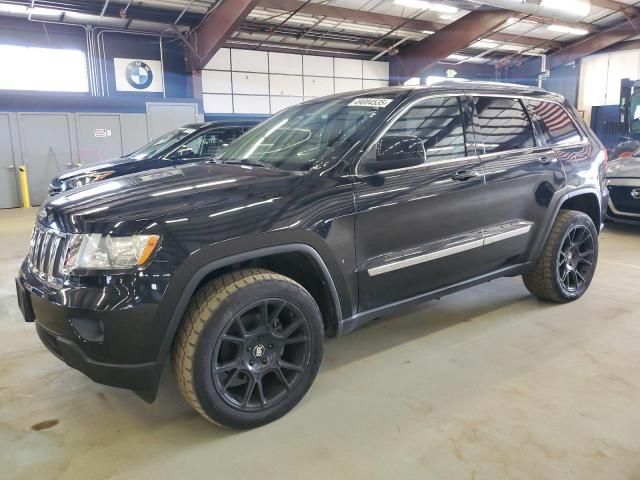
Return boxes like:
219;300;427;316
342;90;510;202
191;278;324;429
551;213;599;301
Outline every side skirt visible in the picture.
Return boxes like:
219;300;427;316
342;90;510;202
338;262;532;336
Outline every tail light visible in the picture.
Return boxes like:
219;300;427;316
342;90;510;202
597;149;608;168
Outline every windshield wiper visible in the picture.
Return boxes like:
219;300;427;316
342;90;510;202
222;159;276;169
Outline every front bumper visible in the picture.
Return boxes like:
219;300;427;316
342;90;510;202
606;179;640;224
16;261;166;402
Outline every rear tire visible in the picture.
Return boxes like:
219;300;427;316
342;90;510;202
523;210;598;303
611;140;640;159
172;268;324;429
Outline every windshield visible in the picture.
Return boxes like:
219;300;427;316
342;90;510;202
216;93;404;171
127;126;199;160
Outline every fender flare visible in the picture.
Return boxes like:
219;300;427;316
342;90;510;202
530;186;602;262
155;243;345;361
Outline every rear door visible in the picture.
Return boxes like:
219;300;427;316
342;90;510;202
471;95;566;271
353;94;487;312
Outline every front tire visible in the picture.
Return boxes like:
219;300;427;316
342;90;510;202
172;269;324;429
523;210;598;303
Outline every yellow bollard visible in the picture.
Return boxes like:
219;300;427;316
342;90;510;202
18;166;31;209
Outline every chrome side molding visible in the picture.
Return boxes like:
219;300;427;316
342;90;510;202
367;221;533;277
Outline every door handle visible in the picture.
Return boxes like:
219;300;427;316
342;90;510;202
451;170;480;181
539;155;557;164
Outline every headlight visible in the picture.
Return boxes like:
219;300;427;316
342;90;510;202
64;171;114;191
63;234;160;273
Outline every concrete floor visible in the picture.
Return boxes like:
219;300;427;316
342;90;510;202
1;208;640;480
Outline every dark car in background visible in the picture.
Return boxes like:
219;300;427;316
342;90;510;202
48;120;259;195
606;154;640;224
18;83;607;429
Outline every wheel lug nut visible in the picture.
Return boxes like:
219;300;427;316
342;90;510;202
262;358;268;365
268;344;273;349
249;360;254;366
247;346;251;352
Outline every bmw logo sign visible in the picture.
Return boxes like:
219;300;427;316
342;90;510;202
126;61;153;90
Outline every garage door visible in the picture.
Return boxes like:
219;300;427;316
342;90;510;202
0;113;19;209
18;113;74;206
76;114;124;165
146;102;199;140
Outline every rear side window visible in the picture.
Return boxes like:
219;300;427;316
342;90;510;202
473;96;535;154
527;100;582;146
384;96;467;162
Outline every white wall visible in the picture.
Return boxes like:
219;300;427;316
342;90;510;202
201;48;389;115
579;49;640;124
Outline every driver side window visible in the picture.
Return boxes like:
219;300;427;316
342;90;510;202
171;128;242;160
364;96;466;173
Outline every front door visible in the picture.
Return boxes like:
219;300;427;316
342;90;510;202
354;95;486;312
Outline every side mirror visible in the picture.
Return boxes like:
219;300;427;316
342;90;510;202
367;135;425;172
172;147;196;160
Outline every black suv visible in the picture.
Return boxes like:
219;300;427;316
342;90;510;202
17;83;608;429
48;120;258;195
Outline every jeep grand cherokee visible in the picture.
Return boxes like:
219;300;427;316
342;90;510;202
17;82;608;429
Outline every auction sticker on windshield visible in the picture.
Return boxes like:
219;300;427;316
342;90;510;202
348;98;393;108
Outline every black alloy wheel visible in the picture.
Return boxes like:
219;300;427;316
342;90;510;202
213;298;312;412
172;269;323;429
523;210;599;303
557;225;596;294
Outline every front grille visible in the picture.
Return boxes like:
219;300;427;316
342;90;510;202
609;185;640;215
28;225;67;287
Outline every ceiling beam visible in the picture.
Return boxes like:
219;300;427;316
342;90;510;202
186;0;258;71
389;8;513;83
514;15;640;78
257;0;563;49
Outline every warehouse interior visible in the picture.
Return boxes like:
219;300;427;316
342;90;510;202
2;1;640;479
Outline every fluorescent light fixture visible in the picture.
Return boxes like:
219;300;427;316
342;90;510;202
541;0;591;18
421;30;435;35
439;14;455;20
470;40;527;53
473;40;498;49
394;0;458;14
548;24;589;36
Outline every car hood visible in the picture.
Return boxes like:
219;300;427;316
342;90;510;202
40;162;302;233
607;156;640;178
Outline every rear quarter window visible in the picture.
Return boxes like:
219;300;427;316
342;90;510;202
527;100;582;146
473;96;535;154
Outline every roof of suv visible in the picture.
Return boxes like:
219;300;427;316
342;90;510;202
181;120;261;130
330;81;565;103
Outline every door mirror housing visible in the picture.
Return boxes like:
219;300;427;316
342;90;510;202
171;147;196;160
367;135;425;172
